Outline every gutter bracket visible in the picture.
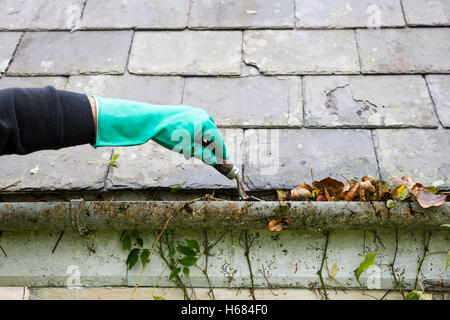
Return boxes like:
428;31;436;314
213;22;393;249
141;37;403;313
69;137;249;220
70;199;89;235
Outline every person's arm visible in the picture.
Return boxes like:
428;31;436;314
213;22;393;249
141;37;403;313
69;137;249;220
0;86;228;165
0;86;95;155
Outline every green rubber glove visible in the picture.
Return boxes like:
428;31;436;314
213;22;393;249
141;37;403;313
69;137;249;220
93;96;229;166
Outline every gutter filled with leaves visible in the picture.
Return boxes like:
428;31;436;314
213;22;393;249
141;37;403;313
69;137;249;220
0;199;448;232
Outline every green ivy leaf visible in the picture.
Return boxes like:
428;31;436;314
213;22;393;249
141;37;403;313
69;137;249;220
186;239;200;253
179;256;198;267
140;249;150;266
169;242;175;260
169;267;181;280
112;153;120;161
405;291;419;300
171;185;182;192
442;224;450;228
136;238;144;247
274;204;288;216
126;248;141;270
177;245;196;257
386;199;396;208
122;234;132;251
183;267;190;278
354;252;378;284
119;230;128;242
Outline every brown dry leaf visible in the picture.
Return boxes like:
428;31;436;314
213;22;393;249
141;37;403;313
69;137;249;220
344;182;360;201
300;183;313;193
391;175;415;190
415;187;447;208
290;185;313;200
268;216;291;232
312;177;345;197
317;194;328;201
323;186;332;201
358;179;377;201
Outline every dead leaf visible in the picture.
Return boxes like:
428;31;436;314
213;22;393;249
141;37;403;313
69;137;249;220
323;186;332;201
415;188;447;208
330;262;339;278
344;182;360;201
312;177;344;200
268;216;291;232
290;185;313;200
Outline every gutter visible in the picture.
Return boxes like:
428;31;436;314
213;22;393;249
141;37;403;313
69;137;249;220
0;200;448;232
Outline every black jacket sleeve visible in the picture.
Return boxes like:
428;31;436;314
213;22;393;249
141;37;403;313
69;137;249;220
0;86;95;155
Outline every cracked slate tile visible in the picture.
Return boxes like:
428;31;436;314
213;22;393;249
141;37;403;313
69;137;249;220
0;0;85;30
295;0;404;28
107;129;243;190
0;76;67;89
374;129;450;187
0;32;22;73
189;0;295;29
357;28;450;73
183;76;302;127
8;31;133;76
244;129;379;190
66;74;183;105
80;0;189;29
426;75;450;128
303;75;438;128
402;0;450;26
243;30;359;74
0;145;112;192
128;31;242;76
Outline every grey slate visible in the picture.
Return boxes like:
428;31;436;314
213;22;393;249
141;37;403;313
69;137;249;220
8;31;133;75
128;31;242;76
0;76;67;89
0;145;112;192
183;76;302;127
66;74;183;105
80;0;189;29
402;0;450;26
295;0;404;28
426;75;450;128
357;28;450;73
244;129;379;190
189;0;295;29
243;30;359;74
0;32;21;73
374;129;450;187
0;0;85;30
107;129;243;190
303;75;438;128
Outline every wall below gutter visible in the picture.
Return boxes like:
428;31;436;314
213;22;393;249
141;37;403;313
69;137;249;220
0;200;448;232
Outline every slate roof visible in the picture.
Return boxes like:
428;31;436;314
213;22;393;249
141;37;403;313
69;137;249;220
0;0;449;193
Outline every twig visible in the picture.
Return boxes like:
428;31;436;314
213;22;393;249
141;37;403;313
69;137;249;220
414;231;431;291
201;230;215;300
390;229;405;299
317;230;330;300
52;231;65;254
0;231;6;257
243;230;256;300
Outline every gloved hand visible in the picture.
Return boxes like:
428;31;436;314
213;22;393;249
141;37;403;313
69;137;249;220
93;96;229;166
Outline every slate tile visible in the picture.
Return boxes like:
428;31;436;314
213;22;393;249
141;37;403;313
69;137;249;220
244;129;379;190
304;75;438;128
8;31;133;75
244;30;359;74
183;76;302;127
